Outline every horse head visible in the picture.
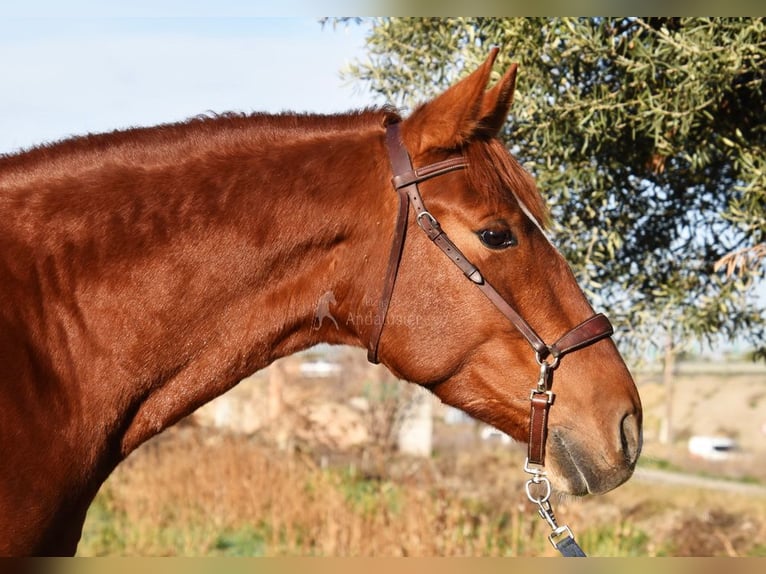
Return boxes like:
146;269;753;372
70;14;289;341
372;49;642;495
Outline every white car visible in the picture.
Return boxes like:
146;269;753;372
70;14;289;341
687;436;738;461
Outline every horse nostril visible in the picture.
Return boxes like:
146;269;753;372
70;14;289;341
620;412;642;466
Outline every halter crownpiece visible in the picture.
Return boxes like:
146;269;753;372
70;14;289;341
371;120;615;557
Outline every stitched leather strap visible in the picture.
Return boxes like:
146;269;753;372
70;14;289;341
525;314;612;467
414;208;551;356
528;391;553;466
367;183;410;362
375;122;613;361
549;313;613;359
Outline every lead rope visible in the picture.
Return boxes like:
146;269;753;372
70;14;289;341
523;358;587;557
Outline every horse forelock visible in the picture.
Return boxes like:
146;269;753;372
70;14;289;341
464;139;549;230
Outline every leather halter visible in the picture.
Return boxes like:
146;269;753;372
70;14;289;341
370;121;614;468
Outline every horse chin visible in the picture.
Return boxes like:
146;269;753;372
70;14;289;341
546;430;635;496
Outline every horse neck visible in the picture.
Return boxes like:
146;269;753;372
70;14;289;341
214;130;392;359
6;116;394;456
0;117;400;553
107;122;394;446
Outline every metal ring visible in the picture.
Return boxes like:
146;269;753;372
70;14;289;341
525;475;552;505
535;350;560;371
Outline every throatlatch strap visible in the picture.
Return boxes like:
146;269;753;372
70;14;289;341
376;121;615;364
369;123;469;363
367;183;410;363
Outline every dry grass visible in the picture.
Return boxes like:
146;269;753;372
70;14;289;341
77;355;766;556
80;427;553;556
78;424;766;557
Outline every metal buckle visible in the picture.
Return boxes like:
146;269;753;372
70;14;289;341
416;211;440;233
530;389;554;403
549;525;575;549
523;456;546;477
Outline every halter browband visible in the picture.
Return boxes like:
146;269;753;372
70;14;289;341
370;120;614;467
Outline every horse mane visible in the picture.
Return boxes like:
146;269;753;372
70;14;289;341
0;107;402;189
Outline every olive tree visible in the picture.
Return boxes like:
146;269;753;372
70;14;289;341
332;17;765;365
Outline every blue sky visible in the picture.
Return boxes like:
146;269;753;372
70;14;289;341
1;1;371;18
0;16;375;154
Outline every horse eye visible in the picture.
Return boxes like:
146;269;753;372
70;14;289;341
477;228;518;250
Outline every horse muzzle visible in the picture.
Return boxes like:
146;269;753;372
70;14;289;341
547;410;643;495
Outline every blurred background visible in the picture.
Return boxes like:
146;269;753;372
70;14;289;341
77;345;766;557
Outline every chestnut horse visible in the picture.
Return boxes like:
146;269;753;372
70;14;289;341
0;49;641;555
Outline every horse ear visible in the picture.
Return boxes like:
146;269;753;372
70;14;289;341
476;62;518;138
402;47;500;155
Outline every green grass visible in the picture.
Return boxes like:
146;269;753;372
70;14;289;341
578;522;653;557
210;525;270;556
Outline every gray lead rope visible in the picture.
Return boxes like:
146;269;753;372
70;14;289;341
559;537;587;557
